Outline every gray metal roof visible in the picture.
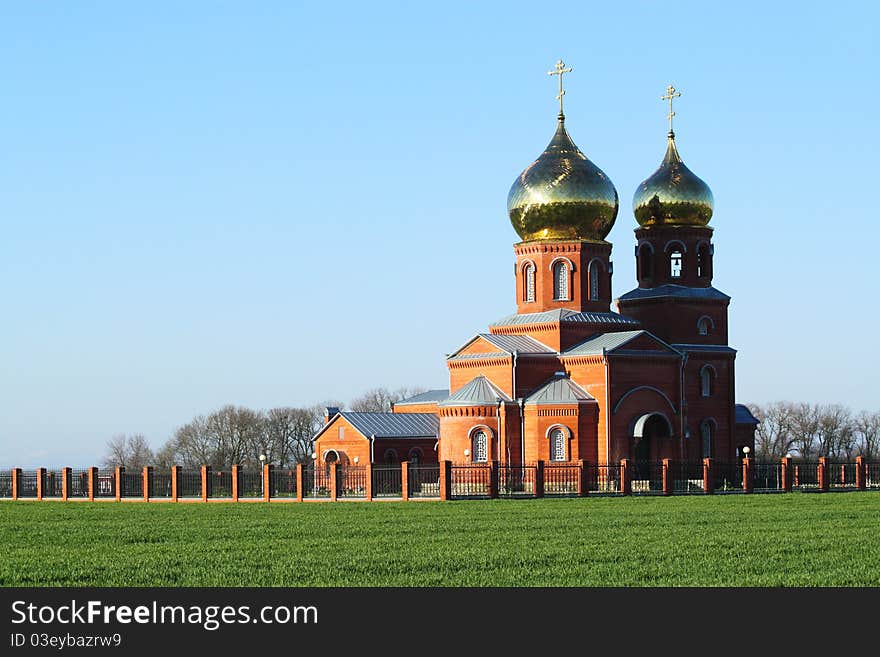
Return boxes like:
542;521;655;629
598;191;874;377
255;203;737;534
672;343;737;354
525;375;595;405
439;375;512;406
491;309;641;327
394;389;449;405
480;333;554;353
448;352;508;360
339;412;439;439
563;330;679;356
617;285;731;302
735;404;760;425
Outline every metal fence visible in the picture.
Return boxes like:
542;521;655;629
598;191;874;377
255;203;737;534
372;465;402;497
41;470;64;497
177;470;201;498
408;464;440;498
94;470;115;498
544;462;580;495
792;462;820;491
450;463;492;498
753;462;784;492
868;463;880;490
0;470;12;498
631;462;664;495
239;470;263;498
302;464;332;499
671;461;705;494
586;464;621;495
151;472;173;498
827;462;857;490
497;464;536;497
207;470;232;498
120;472;143;498
339;466;367;499
713;461;743;493
272;469;297;498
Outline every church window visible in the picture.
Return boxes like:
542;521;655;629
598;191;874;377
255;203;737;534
701;366;714;397
701;421;713;458
589;260;600;300
697;244;711;278
553;261;569;300
670;251;683;278
697;317;710;336
524;263;535;303
550;428;566;461
639;244;653;281
472;430;488;462
408;447;422;464
338;426;344;440
383;449;398;465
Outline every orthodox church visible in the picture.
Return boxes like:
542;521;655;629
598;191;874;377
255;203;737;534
314;65;757;468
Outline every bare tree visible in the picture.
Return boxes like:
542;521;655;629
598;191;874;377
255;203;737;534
263;406;323;466
751;401;796;460
855;411;880;460
349;386;427;412
790;402;820;459
102;433;155;469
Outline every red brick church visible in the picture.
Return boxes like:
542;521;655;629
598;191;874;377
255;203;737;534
314;72;757;469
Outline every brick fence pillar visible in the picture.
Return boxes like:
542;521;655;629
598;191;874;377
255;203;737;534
295;463;303;502
535;460;545;498
661;459;672;496
201;465;210;502
231;464;239;502
88;467;97;501
781;457;792;492
620;459;632;496
401;461;410;501
742;458;753;493
62;467;71;501
114;466;123;502
365;462;373;501
263;464;272;502
818;457;828;492
143;466;152;502
439;460;451;501
171;466;180;502
856;456;866;491
12;468;21;501
36;467;45;501
488;461;498;499
329;463;338;502
703;458;713;494
577;460;587;497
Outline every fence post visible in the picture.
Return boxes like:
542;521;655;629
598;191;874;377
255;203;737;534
781;457;792;492
231;464;239;502
171;466;179;502
263;464;272;502
661;459;672;496
577;460;587;497
88;467;97;501
201;465;210;502
488;461;498;499
620;459;632;496
440;460;451;501
36;467;45;501
114;467;123;502
62;467;70;501
12;468;21;500
397;461;407;501
818;457;828;492
295;463;303;502
143;467;152;502
329;463;338;502
365;462;373;501
535;460;545;498
742;458;752;493
856;456;866;491
703;458;713;494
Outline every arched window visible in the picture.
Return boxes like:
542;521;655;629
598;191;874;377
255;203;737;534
588;260;600;300
700;366;715;397
697;317;711;336
471;430;488;462
549;428;567;461
524;262;536;303
697;243;711;279
670;250;683;278
383;449;398;465
701;421;713;458
408;447;422;464
552;261;569;300
639;244;653;281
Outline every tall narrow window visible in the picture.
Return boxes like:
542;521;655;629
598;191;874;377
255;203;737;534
701;367;713;397
472;430;488;462
550;428;566;461
697;317;710;336
701;422;713;458
589;260;600;300
639;245;653;281
670;251;683;278
553;261;569;300
697;244;711;279
383;449;398;465
408;448;422;464
524;263;535;303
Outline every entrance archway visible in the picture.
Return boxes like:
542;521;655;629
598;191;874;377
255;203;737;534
631;413;673;478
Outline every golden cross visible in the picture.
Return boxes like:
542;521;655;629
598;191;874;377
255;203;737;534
661;84;681;134
548;59;573;116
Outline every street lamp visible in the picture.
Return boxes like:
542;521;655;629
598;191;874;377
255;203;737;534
259;453;266;498
464;448;470;462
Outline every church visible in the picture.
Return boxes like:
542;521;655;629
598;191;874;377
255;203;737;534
314;64;758;470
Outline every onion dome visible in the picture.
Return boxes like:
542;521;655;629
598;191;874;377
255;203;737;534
507;116;619;242
632;132;714;227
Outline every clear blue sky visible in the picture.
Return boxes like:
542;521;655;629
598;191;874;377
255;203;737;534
1;2;877;467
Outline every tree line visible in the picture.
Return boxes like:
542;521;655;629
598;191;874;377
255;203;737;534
102;386;425;469
750;402;879;461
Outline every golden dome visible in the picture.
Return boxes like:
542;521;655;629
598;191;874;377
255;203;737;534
632;133;714;227
507;117;619;242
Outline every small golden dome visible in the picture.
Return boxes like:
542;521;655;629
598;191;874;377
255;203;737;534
508;117;619;242
632;134;714;227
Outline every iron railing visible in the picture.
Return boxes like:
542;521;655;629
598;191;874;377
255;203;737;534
372;465;402;497
631;462;664;495
238;470;263;498
868;463;880;490
69;469;91;497
151;472;172;498
176;470;201;498
95;470;116;498
302;464;332;498
544;462;580;495
207;470;231;498
792;461;820;491
753;462;783;492
272;469;297;498
15;470;38;498
497;464;536;497
450;463;492;498
0;470;12;498
672;461;705;494
827;462;857;490
713;461;743;493
41;470;64;497
408;464;440;498
586;464;621;495
339;466;367;498
120;472;143;498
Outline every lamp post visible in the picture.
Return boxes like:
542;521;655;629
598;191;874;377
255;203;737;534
259;453;266;498
311;452;318;496
464;448;470;462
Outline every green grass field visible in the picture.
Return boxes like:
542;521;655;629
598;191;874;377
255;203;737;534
2;494;879;586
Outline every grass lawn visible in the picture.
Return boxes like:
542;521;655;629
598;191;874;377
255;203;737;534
1;493;879;586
